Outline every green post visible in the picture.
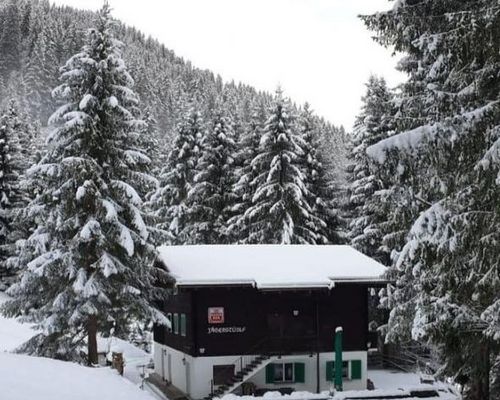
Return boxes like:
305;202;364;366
334;326;343;391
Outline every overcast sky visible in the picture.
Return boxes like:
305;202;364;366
50;0;404;129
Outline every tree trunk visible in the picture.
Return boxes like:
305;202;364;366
468;343;490;400
87;315;98;366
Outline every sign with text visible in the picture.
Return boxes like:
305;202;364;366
208;307;225;324
208;326;246;334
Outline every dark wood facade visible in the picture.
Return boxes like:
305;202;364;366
154;283;372;357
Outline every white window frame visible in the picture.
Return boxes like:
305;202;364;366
273;362;295;383
327;360;351;381
341;360;350;380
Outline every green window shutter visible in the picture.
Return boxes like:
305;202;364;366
294;363;305;383
351;360;362;380
173;313;179;334
326;361;334;381
265;363;275;384
180;314;186;336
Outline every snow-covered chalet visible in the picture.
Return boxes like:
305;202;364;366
153;245;387;399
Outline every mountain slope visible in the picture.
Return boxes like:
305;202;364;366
0;0;346;167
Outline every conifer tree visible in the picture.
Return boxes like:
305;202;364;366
363;2;500;398
2;3;168;363
140;108;162;173
227;99;267;243
152;107;202;243
346;76;395;263
182;109;235;244
245;90;316;244
0;0;22;81
0;101;25;290
298;103;342;244
24;25;54;122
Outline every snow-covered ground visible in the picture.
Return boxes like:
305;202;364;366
216;371;459;400
0;292;161;400
219;393;330;400
0;292;37;352
368;369;421;389
0;352;156;400
96;335;154;387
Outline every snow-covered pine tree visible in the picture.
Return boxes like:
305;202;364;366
346;75;395;263
0;101;26;290
151;107;203;244
182;108;235;244
298;103;341;244
0;0;22;82
227;99;267;243
363;2;500;398
2;3;168;364
140;108;163;173
245;90;316;244
24;21;55;122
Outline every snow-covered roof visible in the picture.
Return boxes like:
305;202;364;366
157;245;387;289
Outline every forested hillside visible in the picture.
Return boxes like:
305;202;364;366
0;0;346;167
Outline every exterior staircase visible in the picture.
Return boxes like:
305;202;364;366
204;354;274;400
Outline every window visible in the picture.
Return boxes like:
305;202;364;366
326;360;362;381
167;313;172;333
274;363;293;382
180;313;187;337
265;363;305;384
341;361;349;378
173;313;179;335
272;363;293;383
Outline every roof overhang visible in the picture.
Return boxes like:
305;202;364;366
331;277;391;286
174;278;389;290
158;244;388;290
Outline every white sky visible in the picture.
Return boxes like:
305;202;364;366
50;0;405;129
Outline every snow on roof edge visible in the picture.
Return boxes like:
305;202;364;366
158;244;387;289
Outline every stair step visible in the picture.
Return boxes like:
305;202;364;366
209;354;272;399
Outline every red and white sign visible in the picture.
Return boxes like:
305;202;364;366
208;307;225;324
